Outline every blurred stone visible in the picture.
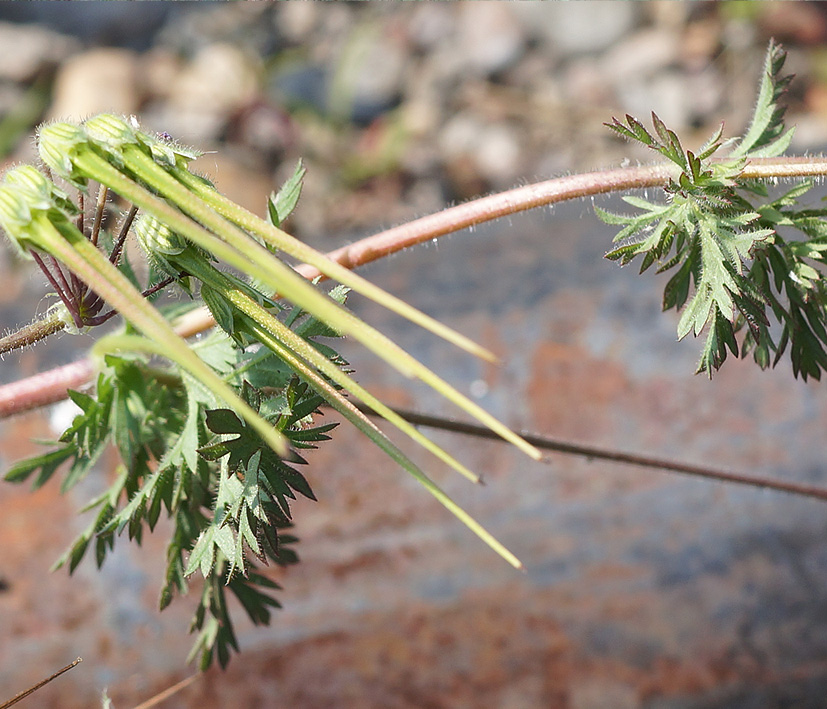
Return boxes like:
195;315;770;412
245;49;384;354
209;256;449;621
157;3;273;56
48;48;140;120
439;112;483;164
439;112;522;189
344;34;406;125
139;46;182;101
683;70;725;126
456;3;525;76
399;138;440;178
507;50;559;94
0;3;173;50
598;27;720;131
225;101;295;165
514;2;638;55
400;91;441;139
601;28;681;83
0;84;25;119
172;42;260;115
166;42;261;142
759;2;827;45
407;3;454;51
0;22;77;82
681;19;723;70
645;1;692;31
562;57;613;107
269;63;328;117
138;101;224;149
473;123;521;186
278;1;319;43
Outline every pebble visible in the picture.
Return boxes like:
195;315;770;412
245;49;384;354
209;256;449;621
0;22;77;82
514;2;638;55
759;1;827;45
278;1;319;43
439;113;521;188
48;48;140;121
439;112;483;162
600;28;681;83
407;4;454;51
455;3;525;76
172;43;260;115
139;47;182;101
343;34;407;125
473;123;522;186
615;70;693;132
165;42;260;142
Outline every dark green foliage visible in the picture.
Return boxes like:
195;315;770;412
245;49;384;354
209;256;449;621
600;41;827;379
5;301;343;668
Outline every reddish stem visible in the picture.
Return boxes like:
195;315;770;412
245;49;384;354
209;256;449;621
0;359;94;417
4;156;827;418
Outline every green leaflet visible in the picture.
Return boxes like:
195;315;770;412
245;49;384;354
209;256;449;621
600;40;827;380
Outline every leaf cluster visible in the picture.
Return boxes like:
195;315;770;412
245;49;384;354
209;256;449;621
6;303;340;669
0;111;542;671
600;41;827;379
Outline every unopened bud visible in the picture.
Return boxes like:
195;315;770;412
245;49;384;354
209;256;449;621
37;121;89;188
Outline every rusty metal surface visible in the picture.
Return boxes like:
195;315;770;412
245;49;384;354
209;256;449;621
2;198;827;707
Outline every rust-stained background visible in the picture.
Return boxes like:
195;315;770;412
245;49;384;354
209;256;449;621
2;4;827;707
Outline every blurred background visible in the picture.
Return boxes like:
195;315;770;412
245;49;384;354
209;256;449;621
3;3;827;707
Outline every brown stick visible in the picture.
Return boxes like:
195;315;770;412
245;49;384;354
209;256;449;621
362;404;827;503
131;674;199;709
0;658;82;709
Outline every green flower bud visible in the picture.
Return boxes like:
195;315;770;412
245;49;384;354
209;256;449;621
84;113;138;152
0;182;43;259
0;184;33;232
37;121;89;188
84;113;201;169
3;165;78;216
3;166;53;212
134;213;189;282
134;213;187;257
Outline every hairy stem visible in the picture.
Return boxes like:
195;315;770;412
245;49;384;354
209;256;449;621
0;311;64;355
4;156;827;418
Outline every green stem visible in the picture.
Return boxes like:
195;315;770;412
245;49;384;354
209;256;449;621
243;312;522;568
34;214;289;457
76;148;419;375
173;166;497;363
74;146;542;461
178;252;482;484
